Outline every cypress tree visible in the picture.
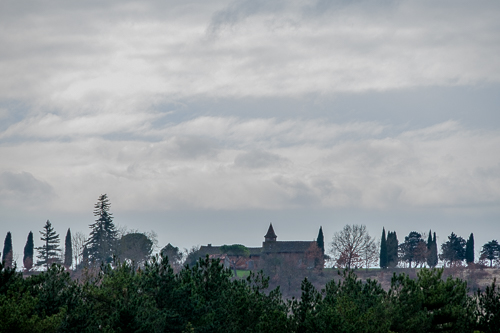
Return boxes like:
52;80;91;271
387;231;399;268
23;231;34;271
380;227;388;269
36;220;61;270
2;232;13;268
86;194;118;264
426;230;433;267
316;226;325;256
466;233;474;265
64;228;73;269
427;232;438;268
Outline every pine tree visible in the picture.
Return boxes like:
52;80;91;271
36;220;61;270
380;227;388;269
86;194;118;264
2;232;13;268
23;231;34;271
465;233;474;265
440;232;466;267
387;231;399;268
316;226;325;256
64;228;73;269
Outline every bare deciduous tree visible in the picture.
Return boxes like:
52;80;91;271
330;224;375;269
72;231;87;269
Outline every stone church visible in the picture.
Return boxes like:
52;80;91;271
197;223;324;270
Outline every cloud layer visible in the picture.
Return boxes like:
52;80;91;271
1;117;498;213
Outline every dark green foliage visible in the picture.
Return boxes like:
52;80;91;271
317;226;325;256
64;228;72;268
465;233;474;265
476;278;500;333
2;232;13;268
440;232;466;267
36;220;61;269
388;268;474;333
220;244;250;257
380;227;388;269
2;254;500;332
387;231;399;268
23;231;34;271
399;231;426;268
480;240;500;267
86;194;117;264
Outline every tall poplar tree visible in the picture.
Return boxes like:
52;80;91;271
86;194;118;264
2;232;13;268
465;233;474;265
36;220;61;270
380;227;388;269
23;231;34;271
64;228;73;269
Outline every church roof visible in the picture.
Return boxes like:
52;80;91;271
262;241;316;254
264;223;277;239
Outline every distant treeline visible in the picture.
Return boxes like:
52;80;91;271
2;194;500;274
1;256;500;333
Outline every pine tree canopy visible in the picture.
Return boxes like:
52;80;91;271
86;194;118;264
440;232;466;267
36;220;61;269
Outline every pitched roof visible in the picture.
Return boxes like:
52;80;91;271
262;241;316;254
264;223;277;239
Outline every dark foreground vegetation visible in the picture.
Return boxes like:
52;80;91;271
2;257;500;333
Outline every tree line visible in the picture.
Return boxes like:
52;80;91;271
1;194;158;273
3;196;500;272
2;255;500;332
329;224;500;270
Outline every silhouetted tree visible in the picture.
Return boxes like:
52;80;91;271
331;224;374;269
64;228;72;269
427;231;438;268
317;226;325;256
36;220;61;269
116;232;153;265
23;231;34;271
2;232;13;268
440;232;466;267
399;231;426;268
85;194;117;264
480;240;500;268
380;227;388;269
466;233;474;265
387;231;399;268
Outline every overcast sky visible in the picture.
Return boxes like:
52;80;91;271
1;0;500;264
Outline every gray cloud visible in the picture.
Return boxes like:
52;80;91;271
234;150;289;168
0;171;55;207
